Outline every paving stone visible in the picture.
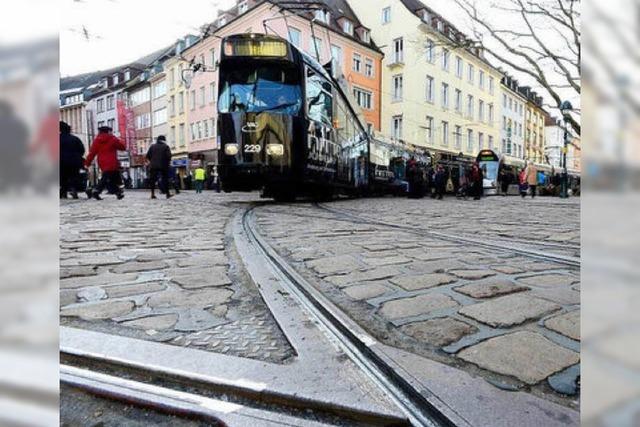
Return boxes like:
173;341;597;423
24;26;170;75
361;243;395;251
401;248;447;262
170;268;232;289
121;314;178;331
111;260;169;274
489;265;525;274
517;273;579;288
76;286;107;302
400;317;478;347
176;254;228;268
520;262;565;272
379;294;459;321
459;293;560;327
407;259;466;273
60;266;97;279
390;273;456;291
531;288;580;305
458;331;580;384
60;289;77;307
545;310;580;341
61;300;135;320
106;282;167;298
450;269;497;280
76;256;126;267
362;255;413;267
147;288;233;309
135;252;185;262
306;255;361;275
453;279;528;299
342;282;389;300
76;245;119;253
325;266;399;287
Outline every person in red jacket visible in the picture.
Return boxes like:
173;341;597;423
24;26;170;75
85;126;126;200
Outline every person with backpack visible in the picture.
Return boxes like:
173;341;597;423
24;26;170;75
84;126;125;200
518;168;529;198
146;135;173;199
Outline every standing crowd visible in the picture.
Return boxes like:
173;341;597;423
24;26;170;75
59;122;219;200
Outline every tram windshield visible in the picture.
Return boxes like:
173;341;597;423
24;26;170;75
218;65;302;115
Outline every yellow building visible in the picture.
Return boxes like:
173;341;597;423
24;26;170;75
519;86;547;163
348;0;502;158
164;36;198;177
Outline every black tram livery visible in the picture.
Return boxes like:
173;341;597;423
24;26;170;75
217;34;370;201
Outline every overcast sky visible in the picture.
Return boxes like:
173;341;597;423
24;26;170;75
59;0;579;114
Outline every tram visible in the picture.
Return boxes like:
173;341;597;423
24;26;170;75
217;34;370;201
476;149;500;195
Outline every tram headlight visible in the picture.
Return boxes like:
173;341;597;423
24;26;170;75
224;143;239;156
266;143;284;157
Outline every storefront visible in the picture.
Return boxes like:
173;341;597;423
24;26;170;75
171;156;189;189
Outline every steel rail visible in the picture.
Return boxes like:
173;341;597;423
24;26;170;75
243;206;467;427
315;203;580;268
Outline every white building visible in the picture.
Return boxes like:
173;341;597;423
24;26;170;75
498;75;526;160
59;87;90;151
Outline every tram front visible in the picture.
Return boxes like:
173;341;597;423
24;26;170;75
217;34;305;193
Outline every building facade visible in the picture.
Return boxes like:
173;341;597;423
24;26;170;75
518;86;547;163
123;75;152;185
150;71;168;143
59;87;90;151
498;75;526;160
348;0;502;159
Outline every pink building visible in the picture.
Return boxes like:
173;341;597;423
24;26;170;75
181;0;383;171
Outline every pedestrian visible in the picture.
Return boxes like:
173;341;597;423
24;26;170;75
84;126;125;200
457;168;469;199
168;166;181;194
434;164;446;200
59;121;85;199
518;168;528;198
194;165;206;194
470;162;483;200
146;135;173;199
525;161;538;198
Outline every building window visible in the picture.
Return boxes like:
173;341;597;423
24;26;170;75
107;118;115;130
97;98;104;113
199;86;205;107
392;115;403;139
393;74;403;101
441;48;449;71
382;7;391;24
437;20;444;32
488;135;494;150
113;75;119;85
425;39;435;63
426;116;434;143
364;58;374;77
97;120;105;128
489;76;494;94
361;30;371;43
190;123;196;141
455;125;462;148
353;87;373;110
311;37;323;59
342;20;354;35
209;82;216;103
288;27;301;47
441;121;449;146
124;70;131;81
468;64;474;84
478;132;484;149
331;45;343;66
178;92;184;113
488;103;494;123
190;90;196;110
153;80;167;98
135;113;150;130
238;0;248;13
456;56;463;78
353;53;362;72
393;37;403;63
467;94;474;118
503;93;507;108
478;99;484;122
441;83;449;109
210;48;216;67
455;89;462;112
203;120;209;138
467;129;474;152
179;123;185;146
169;126;176;148
106;95;115;110
153;108;167;125
479;70;485;90
426;75;435;103
503;116;508;130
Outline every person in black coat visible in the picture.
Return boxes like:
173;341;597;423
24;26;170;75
146;135;173;199
59;121;85;199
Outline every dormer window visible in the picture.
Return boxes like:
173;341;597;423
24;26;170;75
124;70;131;81
361;30;370;43
101;78;108;88
421;10;431;24
113;74;119;85
238;0;248;13
437;20;444;32
342;20;353;36
448;28;456;40
314;10;329;23
219;16;227;26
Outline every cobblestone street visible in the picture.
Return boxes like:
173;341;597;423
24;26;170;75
60;191;580;422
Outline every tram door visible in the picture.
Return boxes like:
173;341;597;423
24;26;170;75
476;149;500;195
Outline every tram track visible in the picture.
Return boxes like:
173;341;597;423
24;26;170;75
243;205;466;427
313;203;580;268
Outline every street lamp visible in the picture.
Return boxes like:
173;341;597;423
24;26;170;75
559;101;573;198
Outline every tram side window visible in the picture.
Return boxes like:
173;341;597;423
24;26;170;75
305;68;333;126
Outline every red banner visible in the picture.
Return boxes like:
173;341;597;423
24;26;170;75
116;99;137;156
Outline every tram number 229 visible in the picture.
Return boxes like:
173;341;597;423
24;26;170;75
244;144;261;153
